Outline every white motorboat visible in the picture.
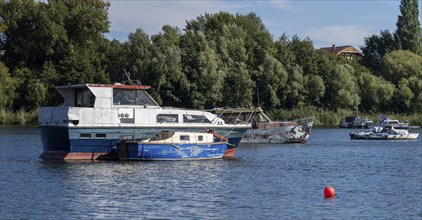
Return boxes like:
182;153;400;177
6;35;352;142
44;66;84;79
366;116;416;129
350;126;419;140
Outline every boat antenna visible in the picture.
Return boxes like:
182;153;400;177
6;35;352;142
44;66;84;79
122;69;141;85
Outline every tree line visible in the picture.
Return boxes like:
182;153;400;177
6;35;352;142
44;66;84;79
0;0;421;115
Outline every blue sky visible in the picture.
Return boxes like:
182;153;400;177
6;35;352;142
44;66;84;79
105;0;419;49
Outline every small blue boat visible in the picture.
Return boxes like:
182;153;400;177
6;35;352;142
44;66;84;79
117;131;228;160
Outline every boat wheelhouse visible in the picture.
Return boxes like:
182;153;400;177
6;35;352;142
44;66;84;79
38;83;250;160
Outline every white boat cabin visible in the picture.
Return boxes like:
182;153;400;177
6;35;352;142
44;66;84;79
38;83;226;127
145;131;217;144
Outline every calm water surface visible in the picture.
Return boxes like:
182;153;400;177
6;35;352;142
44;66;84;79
1;126;421;219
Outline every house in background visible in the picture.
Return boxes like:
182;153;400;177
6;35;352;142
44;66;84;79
319;44;363;60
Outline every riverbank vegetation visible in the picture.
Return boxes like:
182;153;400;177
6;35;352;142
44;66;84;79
0;0;421;125
1;106;421;127
267;107;422;127
0;108;37;125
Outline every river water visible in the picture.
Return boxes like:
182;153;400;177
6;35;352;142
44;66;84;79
0;126;421;219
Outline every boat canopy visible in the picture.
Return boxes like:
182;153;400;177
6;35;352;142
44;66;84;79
211;107;271;124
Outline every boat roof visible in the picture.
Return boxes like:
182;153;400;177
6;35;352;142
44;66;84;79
55;83;151;90
211;107;265;114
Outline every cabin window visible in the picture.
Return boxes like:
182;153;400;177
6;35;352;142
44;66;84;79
183;115;211;123
113;89;159;106
95;134;106;139
198;135;203;141
157;114;178;123
80;133;92;139
75;89;95;107
180;135;190;141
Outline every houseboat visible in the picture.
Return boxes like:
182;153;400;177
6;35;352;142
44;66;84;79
339;116;373;128
38;82;250;160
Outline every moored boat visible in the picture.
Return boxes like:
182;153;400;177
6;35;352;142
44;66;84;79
350;126;419;140
366;116;418;130
38;81;250;160
339;116;373;128
118;130;228;160
211;107;314;144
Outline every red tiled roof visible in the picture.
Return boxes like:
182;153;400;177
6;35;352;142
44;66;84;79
319;45;363;56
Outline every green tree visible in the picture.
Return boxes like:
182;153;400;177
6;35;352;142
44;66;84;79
376;81;395;112
219;23;252;107
253;53;287;108
234;12;274;70
382;50;422;112
180;29;228;108
1;0;66;71
287;35;318;77
188;37;224;108
382;50;422;83
183;12;271;108
274;33;295;71
124;29;159;87
13;67;47;111
0;62;16;109
360;30;398;74
393;79;414;112
303;74;325;107
325;64;359;110
104;39;128;83
223;62;255;107
151;25;188;106
396;0;422;55
357;70;394;112
1;0;111;108
57;0;110;84
284;65;304;108
408;75;422;112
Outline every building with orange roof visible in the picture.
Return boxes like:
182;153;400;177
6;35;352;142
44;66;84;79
319;44;363;60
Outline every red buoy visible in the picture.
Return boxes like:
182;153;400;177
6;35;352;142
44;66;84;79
324;186;335;198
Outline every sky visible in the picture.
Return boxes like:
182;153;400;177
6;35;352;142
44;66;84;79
104;0;421;50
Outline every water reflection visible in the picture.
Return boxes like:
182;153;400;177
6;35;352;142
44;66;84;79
35;160;231;219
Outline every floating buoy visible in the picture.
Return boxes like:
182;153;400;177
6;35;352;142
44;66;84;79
324;186;335;198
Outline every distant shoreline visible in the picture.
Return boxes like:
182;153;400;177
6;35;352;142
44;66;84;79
1;107;420;126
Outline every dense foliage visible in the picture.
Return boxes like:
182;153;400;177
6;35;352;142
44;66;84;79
0;0;421;116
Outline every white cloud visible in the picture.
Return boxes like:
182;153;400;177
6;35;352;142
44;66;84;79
305;25;377;48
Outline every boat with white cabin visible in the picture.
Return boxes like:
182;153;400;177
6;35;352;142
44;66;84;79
38;81;250;160
350;126;419;140
366;116;416;130
339;116;373;128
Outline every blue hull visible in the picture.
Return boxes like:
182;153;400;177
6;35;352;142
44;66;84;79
120;142;227;160
38;126;244;160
